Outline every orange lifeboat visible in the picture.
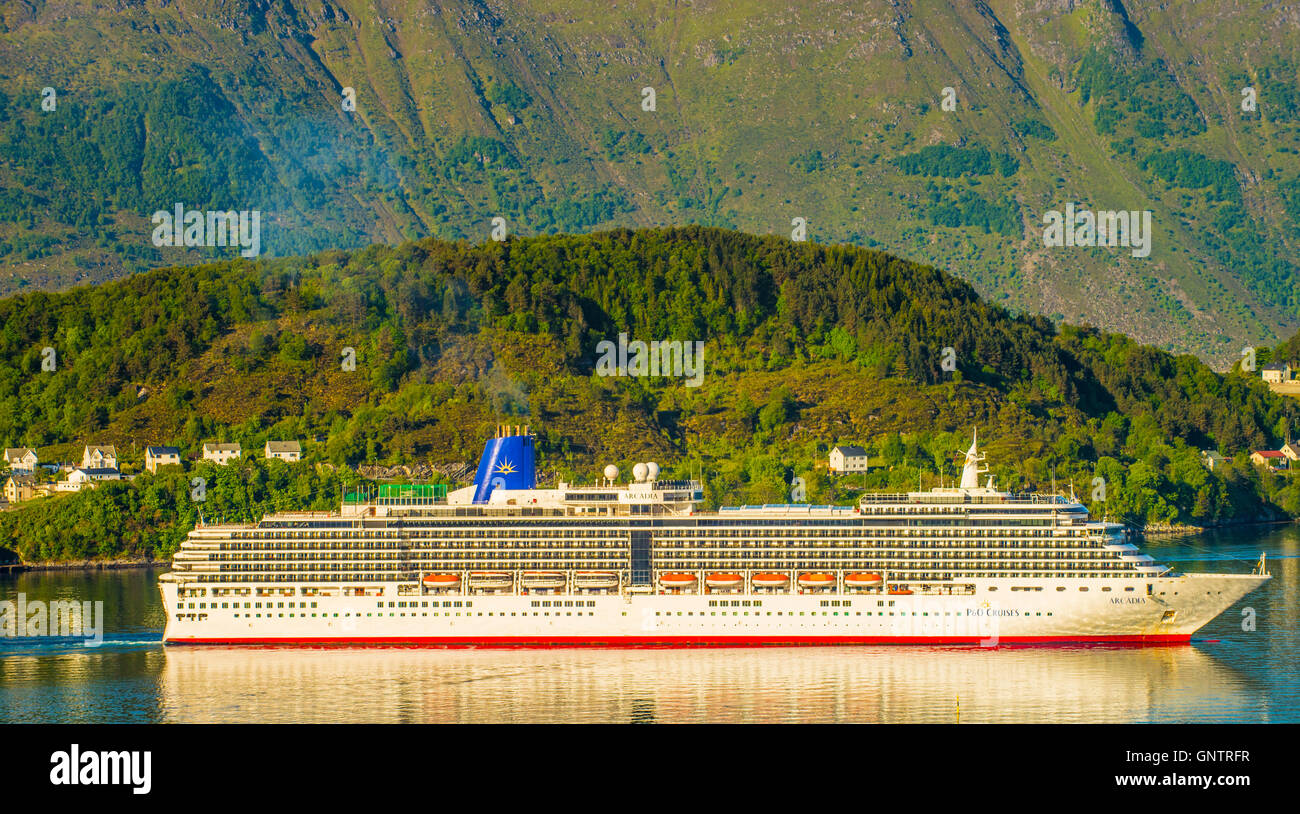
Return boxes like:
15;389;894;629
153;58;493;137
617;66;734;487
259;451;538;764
422;573;461;589
888;588;914;595
658;572;698;589
751;572;790;589
705;572;744;590
797;572;836;590
845;572;885;589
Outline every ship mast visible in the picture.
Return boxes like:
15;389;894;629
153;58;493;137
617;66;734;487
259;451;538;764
958;430;987;490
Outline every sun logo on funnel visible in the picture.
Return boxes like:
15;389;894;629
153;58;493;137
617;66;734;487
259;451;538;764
495;460;517;475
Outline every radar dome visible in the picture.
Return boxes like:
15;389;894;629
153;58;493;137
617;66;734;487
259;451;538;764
646;462;660;480
632;462;649;482
603;464;619;481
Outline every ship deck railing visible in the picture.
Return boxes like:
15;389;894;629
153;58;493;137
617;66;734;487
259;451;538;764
858;493;1073;506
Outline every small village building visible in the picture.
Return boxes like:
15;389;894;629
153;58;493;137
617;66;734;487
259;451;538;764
264;441;302;462
1262;363;1292;384
1200;450;1226;471
4;474;37;503
829;445;869;473
202;442;242;465
82;445;118;470
1250;450;1287;469
145;446;182;474
3;447;38;473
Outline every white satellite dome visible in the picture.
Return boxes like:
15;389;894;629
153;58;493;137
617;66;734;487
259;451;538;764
603;464;619;481
632;462;649;482
645;461;660;481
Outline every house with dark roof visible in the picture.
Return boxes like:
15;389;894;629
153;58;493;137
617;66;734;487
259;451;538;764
1262;362;1292;384
4;473;37;503
145;446;182;474
829;445;869;473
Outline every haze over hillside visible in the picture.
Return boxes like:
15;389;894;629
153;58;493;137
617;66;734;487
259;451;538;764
2;1;1299;367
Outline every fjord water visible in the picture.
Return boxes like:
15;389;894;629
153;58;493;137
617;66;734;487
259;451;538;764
1;525;1295;724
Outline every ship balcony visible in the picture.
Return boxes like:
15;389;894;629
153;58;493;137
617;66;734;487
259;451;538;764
1104;543;1139;553
1120;554;1154;563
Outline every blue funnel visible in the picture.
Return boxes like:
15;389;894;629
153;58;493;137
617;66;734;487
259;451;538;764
472;429;536;504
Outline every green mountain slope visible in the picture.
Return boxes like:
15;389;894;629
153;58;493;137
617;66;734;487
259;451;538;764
1;1;1299;366
2;227;1300;562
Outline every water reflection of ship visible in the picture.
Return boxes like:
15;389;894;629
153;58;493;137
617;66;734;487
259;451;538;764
159;644;1261;724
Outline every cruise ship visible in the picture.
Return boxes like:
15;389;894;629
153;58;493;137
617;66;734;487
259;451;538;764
160;428;1270;646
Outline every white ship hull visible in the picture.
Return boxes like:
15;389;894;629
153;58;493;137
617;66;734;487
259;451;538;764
160;429;1271;648
162;572;1266;646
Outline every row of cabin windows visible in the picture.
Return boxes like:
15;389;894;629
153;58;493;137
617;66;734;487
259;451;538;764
220;527;1095;546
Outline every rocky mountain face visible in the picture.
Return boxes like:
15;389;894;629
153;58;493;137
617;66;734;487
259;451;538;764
2;0;1298;367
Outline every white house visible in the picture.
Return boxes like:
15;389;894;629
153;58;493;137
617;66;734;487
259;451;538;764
4;447;38;473
57;470;91;492
829;445;869;473
264;440;302;462
1262;362;1292;384
82;445;118;470
202;442;242;465
57;467;117;492
145;446;182;474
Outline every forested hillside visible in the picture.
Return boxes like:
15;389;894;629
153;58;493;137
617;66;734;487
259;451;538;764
2;227;1299;563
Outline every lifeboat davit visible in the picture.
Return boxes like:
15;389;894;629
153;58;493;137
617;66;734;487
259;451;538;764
751;572;790;589
658;572;698;589
573;571;620;589
705;572;744;589
520;571;566;589
467;571;513;590
422;573;461;589
797;572;836;589
845;572;885;589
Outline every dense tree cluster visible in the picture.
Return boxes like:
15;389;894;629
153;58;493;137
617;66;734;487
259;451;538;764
2;227;1299;561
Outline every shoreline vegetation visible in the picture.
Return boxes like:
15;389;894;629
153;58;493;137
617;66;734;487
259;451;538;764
1140;518;1296;536
4;228;1300;566
0;558;158;572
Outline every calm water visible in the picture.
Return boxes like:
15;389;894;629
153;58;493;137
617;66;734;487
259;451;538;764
1;525;1296;723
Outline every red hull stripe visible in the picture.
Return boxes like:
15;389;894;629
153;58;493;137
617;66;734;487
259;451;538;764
166;634;1192;648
